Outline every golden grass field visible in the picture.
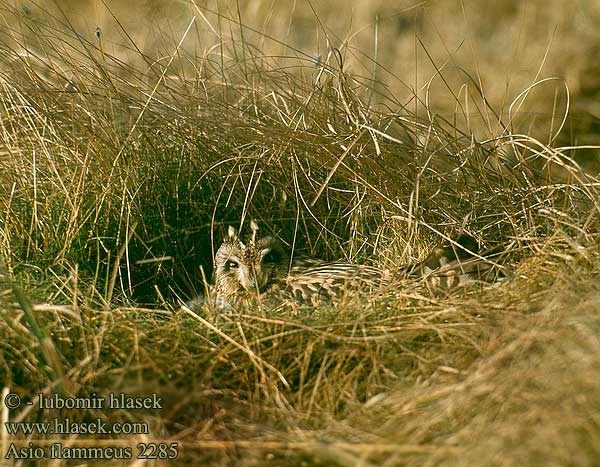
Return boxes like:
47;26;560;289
1;0;599;465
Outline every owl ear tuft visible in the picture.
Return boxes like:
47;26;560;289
228;225;238;238
250;220;259;245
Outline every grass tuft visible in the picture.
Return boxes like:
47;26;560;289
1;1;599;465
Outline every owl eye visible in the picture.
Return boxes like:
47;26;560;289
226;260;239;269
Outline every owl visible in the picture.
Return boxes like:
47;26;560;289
212;222;291;307
207;221;506;309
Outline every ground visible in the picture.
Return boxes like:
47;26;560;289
0;1;599;465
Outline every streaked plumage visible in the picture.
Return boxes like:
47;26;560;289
209;221;506;309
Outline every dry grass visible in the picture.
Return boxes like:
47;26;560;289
1;1;599;466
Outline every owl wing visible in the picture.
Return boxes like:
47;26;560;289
404;235;510;288
284;261;390;304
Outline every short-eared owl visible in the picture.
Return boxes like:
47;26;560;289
208;221;505;308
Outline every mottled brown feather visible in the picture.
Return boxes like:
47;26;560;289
209;227;506;309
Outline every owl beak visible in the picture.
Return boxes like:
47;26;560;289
241;266;268;293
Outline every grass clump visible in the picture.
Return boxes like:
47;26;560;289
0;1;599;466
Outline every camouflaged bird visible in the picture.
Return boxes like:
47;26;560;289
207;221;507;309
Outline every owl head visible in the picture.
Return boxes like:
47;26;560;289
213;221;289;303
